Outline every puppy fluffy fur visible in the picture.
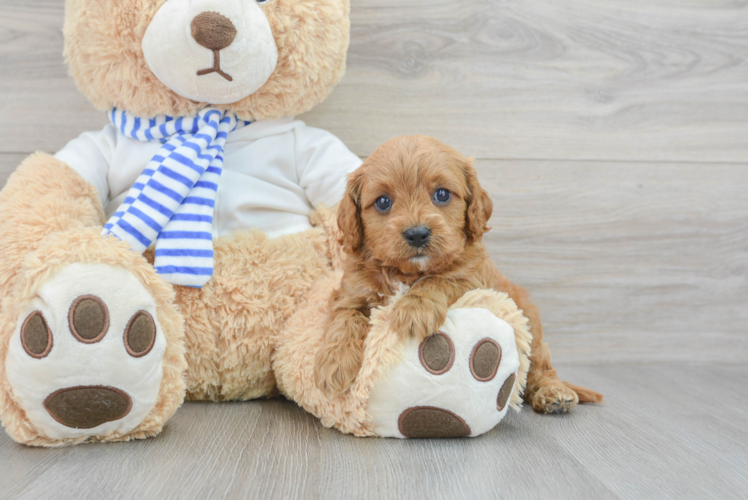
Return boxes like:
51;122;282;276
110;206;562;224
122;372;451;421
313;135;603;413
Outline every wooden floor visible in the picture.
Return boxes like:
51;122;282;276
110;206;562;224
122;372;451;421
1;0;747;498
1;364;746;499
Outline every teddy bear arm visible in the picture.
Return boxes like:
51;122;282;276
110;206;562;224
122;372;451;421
294;125;362;210
0;153;105;296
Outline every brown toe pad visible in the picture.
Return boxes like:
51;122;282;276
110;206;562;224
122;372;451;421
398;406;471;438
44;386;132;429
21;312;53;359
419;332;455;375
124;311;156;357
497;374;516;411
69;295;109;344
470;338;501;382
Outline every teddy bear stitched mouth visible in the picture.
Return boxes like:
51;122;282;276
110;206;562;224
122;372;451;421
191;12;237;82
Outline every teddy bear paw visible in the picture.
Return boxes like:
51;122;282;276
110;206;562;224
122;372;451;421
367;307;520;438
5;263;166;440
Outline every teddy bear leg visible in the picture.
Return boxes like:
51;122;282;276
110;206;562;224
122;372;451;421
275;286;532;438
0;154;185;446
0;230;186;447
366;290;532;438
177;223;334;402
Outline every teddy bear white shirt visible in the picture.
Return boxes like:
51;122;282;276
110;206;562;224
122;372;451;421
54;117;362;239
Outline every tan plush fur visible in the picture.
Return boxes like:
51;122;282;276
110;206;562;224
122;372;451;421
314;136;602;412
164;220;337;402
0;154;105;300
0;154;186;446
275;283;532;436
63;0;350;120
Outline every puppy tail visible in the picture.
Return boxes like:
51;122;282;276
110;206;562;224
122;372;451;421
564;381;604;404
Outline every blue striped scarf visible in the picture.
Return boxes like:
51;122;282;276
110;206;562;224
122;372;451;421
103;108;249;287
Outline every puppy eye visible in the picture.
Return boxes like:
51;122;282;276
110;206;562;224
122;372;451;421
433;188;451;205
375;195;392;213
257;0;271;3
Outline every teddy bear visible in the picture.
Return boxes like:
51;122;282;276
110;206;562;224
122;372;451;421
0;0;538;446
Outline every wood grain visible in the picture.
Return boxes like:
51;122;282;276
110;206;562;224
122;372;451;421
307;0;748;161
0;153;24;179
0;0;108;154
0;364;745;499
476;160;748;364
1;0;748;161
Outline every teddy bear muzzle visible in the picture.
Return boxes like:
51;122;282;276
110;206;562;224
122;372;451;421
141;0;279;104
191;12;238;82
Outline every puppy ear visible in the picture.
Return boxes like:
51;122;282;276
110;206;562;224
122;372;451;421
464;159;493;242
337;169;365;254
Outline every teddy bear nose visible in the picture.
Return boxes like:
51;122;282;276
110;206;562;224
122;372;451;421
403;226;431;248
191;12;238;51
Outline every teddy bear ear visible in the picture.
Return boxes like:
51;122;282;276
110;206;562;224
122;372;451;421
464;158;493;243
337;169;365;254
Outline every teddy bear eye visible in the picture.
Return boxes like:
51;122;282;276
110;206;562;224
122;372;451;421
433;188;451;205
257;0;271;3
374;195;392;213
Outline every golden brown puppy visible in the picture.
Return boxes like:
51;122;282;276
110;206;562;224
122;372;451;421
314;135;603;413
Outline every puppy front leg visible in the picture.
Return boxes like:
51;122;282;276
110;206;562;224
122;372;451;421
314;296;373;396
390;278;468;341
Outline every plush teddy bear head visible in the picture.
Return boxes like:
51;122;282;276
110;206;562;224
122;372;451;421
63;0;350;120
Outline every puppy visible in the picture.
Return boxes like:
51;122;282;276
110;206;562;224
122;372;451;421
314;135;602;413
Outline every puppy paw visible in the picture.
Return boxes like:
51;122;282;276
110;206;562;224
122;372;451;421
529;382;579;414
389;295;447;341
313;344;363;396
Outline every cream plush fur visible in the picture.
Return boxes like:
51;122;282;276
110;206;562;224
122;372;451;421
0;0;532;446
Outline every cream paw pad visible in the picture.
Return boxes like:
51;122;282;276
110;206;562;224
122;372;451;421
367;307;521;438
5;263;167;440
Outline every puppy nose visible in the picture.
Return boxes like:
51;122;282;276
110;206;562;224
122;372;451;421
403;226;431;248
191;12;238;51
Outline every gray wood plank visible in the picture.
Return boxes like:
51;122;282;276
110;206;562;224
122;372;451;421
540;364;748;499
0;0;108;154
308;0;748;161
476;160;748;364
1;401;324;500
0;153;24;179
0;364;745;499
1;0;748;162
316;398;617;500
